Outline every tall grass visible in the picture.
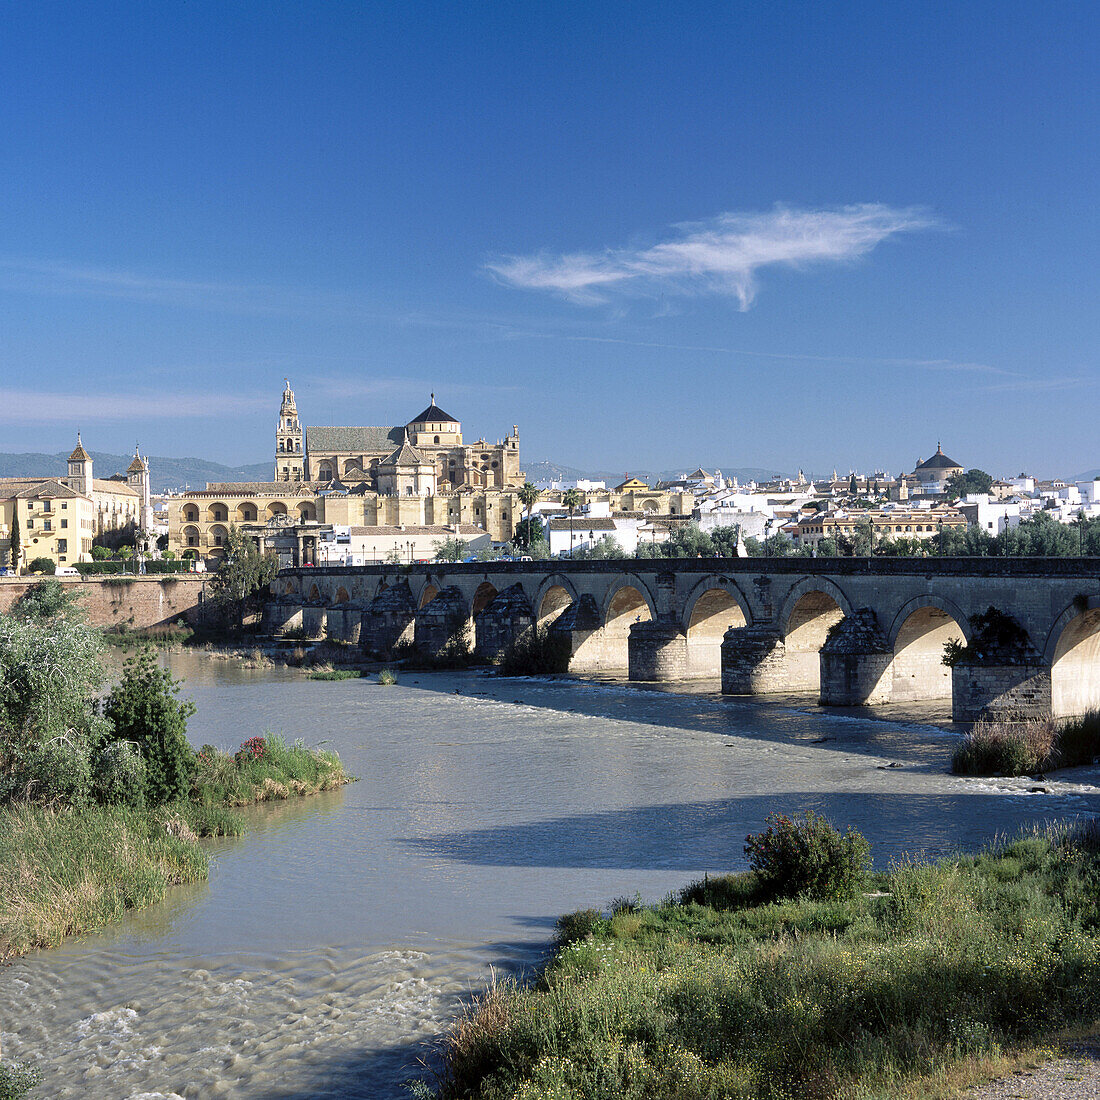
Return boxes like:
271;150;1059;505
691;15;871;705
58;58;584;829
0;803;209;958
0;737;350;959
953;710;1100;776
191;734;350;808
428;824;1100;1100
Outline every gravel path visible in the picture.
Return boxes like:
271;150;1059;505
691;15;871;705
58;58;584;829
961;1042;1100;1099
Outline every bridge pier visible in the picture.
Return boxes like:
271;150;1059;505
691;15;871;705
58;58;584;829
628;621;688;681
721;627;790;693
474;583;534;663
360;581;416;659
300;602;327;640
261;598;303;637
548;595;604;671
414;585;473;659
952;662;1053;722
325;602;363;644
819;609;893;705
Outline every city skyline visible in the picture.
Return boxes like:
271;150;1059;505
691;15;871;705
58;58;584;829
3;3;1098;475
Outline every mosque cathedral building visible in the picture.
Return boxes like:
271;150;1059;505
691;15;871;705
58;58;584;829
169;381;527;559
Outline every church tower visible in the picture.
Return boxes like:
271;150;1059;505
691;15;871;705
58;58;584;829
127;444;153;535
66;434;93;497
275;379;305;481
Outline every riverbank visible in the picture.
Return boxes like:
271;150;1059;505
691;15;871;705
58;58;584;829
0;736;352;960
428;821;1100;1100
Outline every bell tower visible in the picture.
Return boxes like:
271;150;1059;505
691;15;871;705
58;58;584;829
275;379;305;481
66;433;93;497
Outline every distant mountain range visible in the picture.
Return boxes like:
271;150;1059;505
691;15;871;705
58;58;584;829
0;451;272;494
20;450;1091;492
523;459;788;486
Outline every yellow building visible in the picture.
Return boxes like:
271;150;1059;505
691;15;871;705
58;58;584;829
787;506;967;549
0;438;153;572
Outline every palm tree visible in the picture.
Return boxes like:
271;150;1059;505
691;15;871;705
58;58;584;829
562;488;580;558
517;481;541;548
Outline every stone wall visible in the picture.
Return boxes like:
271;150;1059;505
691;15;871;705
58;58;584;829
628;622;688;681
952;663;1053;722
0;576;206;629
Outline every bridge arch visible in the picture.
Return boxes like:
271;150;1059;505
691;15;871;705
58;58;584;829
598;577;656;669
681;577;752;678
418;583;439;609
1046;600;1100;717
778;577;851;694
534;575;579;627
887;596;970;702
308;583;321;602
333;586;350;604
471;581;498;617
602;576;656;628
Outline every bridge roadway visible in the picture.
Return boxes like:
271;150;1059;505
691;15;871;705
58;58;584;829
263;557;1100;722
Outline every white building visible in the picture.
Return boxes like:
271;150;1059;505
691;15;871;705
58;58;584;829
316;523;490;564
547;500;652;556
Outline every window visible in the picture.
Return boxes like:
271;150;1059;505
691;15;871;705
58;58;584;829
58;539;67;552
44;521;51;531
61;519;67;528
61;502;67;510
434;435;440;444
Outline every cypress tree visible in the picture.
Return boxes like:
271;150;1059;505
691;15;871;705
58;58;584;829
9;510;20;572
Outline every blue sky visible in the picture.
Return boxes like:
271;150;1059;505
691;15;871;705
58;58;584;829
2;1;1098;477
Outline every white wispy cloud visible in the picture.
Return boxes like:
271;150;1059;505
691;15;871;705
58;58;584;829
511;331;1006;375
1;389;272;422
0;258;388;319
487;203;938;309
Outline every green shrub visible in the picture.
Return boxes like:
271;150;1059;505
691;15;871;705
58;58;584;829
744;811;870;901
180;800;244;837
378;668;397;685
678;870;762;910
1053;710;1100;768
0;1059;41;1100
555;908;604;945
952;717;1056;776
17;737;92;805
92;740;147;806
27;557;55;575
308;669;362;680
104;646;196;804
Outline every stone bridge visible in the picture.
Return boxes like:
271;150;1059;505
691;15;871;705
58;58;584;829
263;558;1100;722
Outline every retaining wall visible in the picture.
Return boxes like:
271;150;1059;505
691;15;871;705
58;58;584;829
0;576;207;629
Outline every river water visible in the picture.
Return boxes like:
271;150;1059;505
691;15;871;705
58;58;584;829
4;652;1100;1098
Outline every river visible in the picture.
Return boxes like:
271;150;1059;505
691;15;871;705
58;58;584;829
3;651;1099;1098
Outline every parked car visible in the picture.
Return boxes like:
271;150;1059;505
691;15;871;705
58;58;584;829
56;566;79;576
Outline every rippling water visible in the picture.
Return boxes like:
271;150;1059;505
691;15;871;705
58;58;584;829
4;653;1099;1097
